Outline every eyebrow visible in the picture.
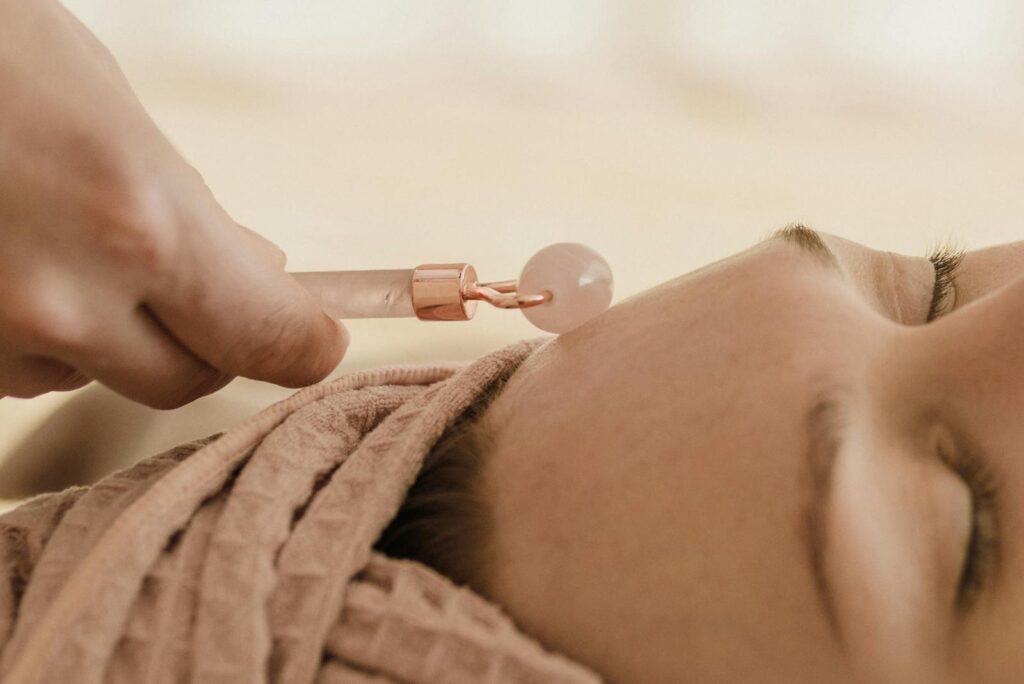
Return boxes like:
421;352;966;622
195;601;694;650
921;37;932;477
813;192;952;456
802;394;845;645
768;224;842;273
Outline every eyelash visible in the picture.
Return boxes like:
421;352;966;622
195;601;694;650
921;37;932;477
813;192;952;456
926;244;966;322
936;440;1001;614
926;245;1000;611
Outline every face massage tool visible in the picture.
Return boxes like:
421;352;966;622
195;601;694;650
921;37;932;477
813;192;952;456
292;243;613;334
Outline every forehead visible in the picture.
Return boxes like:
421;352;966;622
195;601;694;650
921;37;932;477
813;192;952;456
483;240;875;681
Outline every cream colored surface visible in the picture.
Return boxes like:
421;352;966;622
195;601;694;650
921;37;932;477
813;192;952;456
3;9;1024;478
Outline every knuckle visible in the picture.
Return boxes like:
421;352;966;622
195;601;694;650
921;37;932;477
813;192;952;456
88;175;180;277
0;286;90;353
59;136;181;277
16;126;178;280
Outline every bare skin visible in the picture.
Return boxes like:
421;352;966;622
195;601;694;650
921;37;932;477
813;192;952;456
481;230;1024;682
0;0;347;408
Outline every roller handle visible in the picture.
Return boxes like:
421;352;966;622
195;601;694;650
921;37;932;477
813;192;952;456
292;270;415;319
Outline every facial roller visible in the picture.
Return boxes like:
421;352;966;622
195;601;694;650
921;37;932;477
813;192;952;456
292;243;613;334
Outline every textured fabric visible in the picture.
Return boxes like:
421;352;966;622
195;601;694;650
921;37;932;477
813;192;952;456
0;340;600;684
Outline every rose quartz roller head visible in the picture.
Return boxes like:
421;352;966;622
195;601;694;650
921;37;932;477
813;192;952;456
292;243;613;334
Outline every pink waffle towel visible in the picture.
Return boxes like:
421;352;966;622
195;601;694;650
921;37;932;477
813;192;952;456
0;339;600;684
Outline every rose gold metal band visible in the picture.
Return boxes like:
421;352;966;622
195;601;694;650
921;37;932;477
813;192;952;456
410;264;550;321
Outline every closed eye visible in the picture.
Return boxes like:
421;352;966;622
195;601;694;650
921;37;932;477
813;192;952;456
936;435;1001;616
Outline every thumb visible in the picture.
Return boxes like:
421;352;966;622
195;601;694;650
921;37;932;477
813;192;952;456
148;217;349;387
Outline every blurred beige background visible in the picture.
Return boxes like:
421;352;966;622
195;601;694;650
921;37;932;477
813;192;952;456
3;0;1024;488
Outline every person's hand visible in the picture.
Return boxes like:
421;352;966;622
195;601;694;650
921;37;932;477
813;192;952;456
0;0;348;408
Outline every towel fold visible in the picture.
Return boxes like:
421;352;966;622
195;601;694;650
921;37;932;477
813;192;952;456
0;340;599;684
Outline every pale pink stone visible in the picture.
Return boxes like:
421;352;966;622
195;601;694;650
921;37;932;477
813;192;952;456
518;243;613;334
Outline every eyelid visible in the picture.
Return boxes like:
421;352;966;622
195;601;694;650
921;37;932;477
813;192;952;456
934;428;1002;616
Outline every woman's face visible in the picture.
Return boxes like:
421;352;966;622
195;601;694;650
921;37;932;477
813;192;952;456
480;228;1024;683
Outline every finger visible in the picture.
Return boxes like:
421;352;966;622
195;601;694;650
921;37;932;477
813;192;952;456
239;225;287;269
57;305;233;409
0;354;90;398
148;217;349;387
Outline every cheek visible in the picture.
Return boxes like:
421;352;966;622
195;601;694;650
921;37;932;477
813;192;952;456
965;402;1024;641
895;322;1024;575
